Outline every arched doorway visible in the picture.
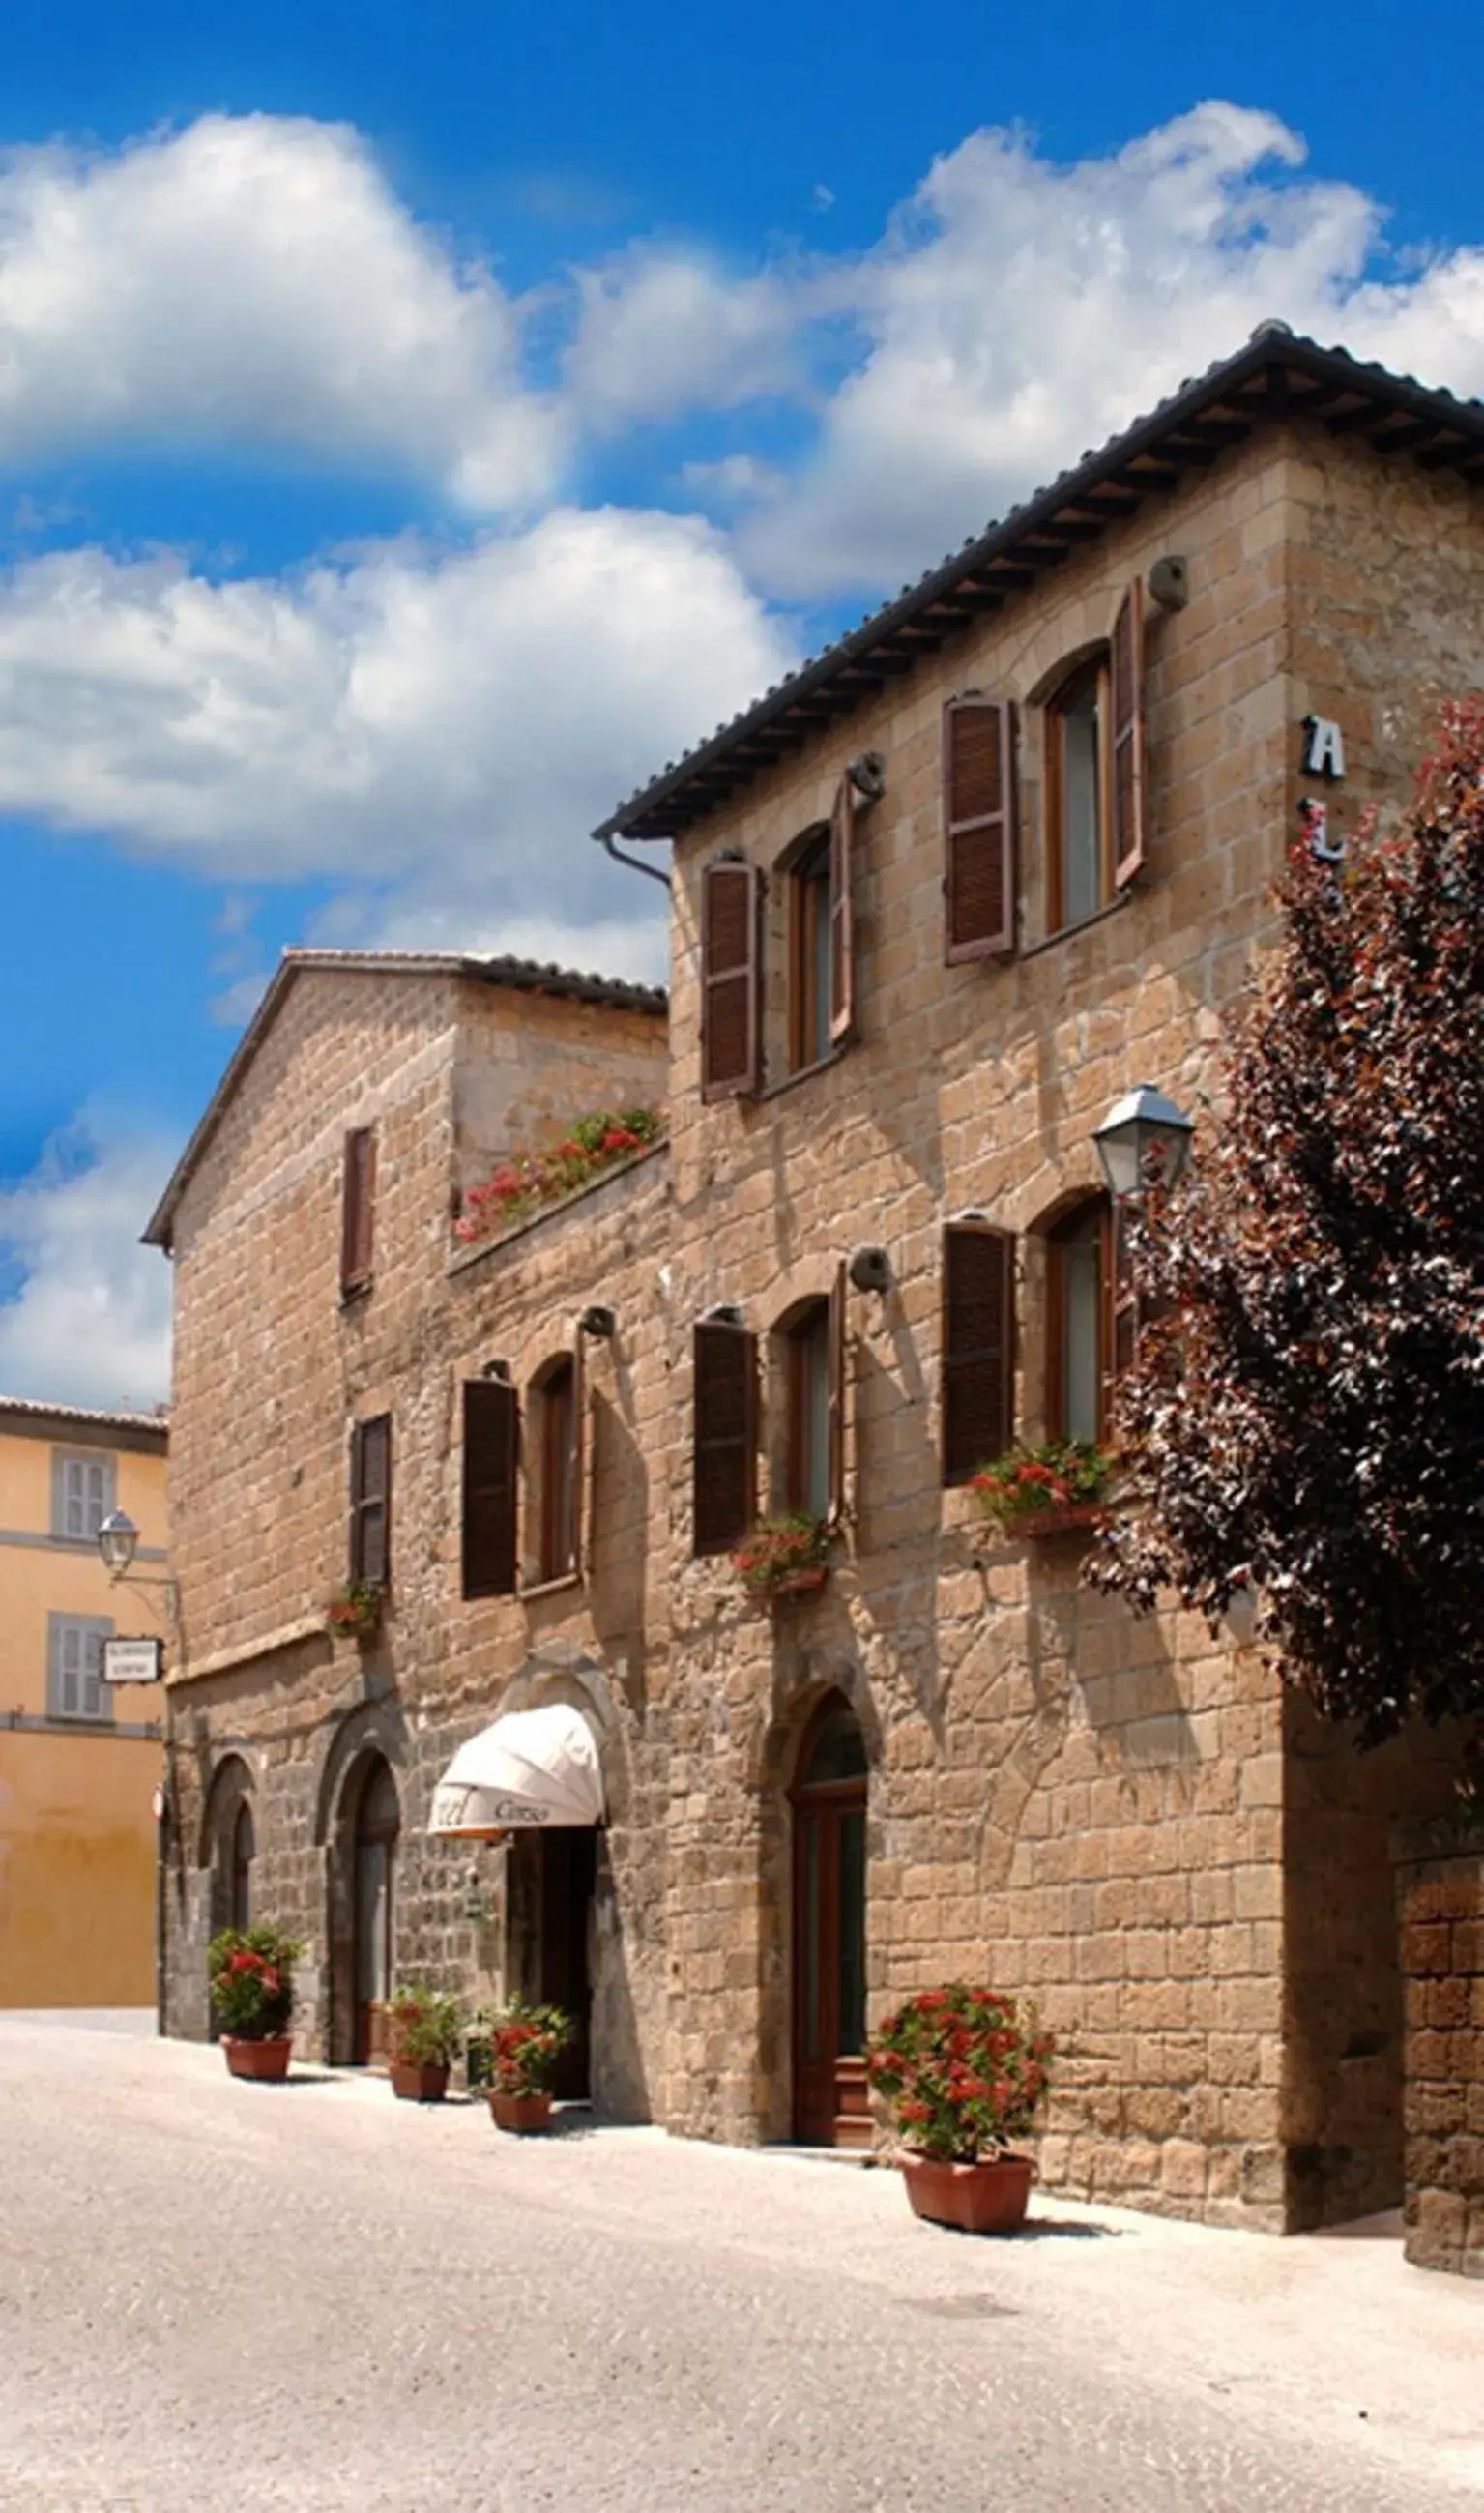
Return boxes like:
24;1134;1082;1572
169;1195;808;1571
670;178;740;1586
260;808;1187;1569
229;1798;255;1932
790;1693;868;2147
351;1756;399;2064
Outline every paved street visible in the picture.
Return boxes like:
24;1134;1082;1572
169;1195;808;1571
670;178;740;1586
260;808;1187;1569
1;2014;1480;2513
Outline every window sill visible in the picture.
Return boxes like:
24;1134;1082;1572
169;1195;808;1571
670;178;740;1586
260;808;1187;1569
520;1571;583;1602
759;1047;846;1104
1021;889;1132;962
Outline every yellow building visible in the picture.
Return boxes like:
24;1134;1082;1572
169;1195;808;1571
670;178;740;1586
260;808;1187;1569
0;1396;168;2006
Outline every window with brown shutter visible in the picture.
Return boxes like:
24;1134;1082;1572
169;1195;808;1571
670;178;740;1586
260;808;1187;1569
340;1126;376;1297
462;1379;518;1598
828;776;855;1045
944;696;1016;963
826;1261;847;1521
1110;578;1146;891
692;1319;756;1554
941;1226;1015;1485
532;1355;579;1585
1045;656;1109;935
701;859;761;1100
1047;1198;1113;1444
350;1414;392;1587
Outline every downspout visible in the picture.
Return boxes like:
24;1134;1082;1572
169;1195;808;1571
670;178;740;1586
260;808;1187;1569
598;831;671;891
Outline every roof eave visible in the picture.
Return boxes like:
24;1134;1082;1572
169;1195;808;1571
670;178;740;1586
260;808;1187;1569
593;329;1484;848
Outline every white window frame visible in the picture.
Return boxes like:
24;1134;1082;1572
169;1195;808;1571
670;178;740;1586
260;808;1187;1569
50;1448;117;1544
47;1613;115;1724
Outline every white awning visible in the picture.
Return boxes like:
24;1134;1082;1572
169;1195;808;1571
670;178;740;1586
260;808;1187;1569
427;1703;605;1835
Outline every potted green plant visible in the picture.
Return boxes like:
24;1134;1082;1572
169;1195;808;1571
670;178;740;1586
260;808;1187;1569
864;1984;1055;2233
386;1985;466;2102
970;1440;1114;1541
208;1925;306;2082
733;1513;831;1601
327;1581;384;1640
486;2000;573;2133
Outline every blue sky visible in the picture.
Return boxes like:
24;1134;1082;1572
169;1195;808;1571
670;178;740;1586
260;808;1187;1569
1;0;1480;1404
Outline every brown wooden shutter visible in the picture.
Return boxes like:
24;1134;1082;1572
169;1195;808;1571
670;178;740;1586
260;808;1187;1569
351;1413;392;1586
701;860;761;1099
568;1330;587;1578
1110;578;1147;890
461;1379;518;1598
944;697;1016;963
826;1261;848;1522
941;1227;1015;1485
692;1320;756;1554
340;1127;376;1294
829;777;856;1045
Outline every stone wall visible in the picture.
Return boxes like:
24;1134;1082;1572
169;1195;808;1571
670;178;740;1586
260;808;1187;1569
1399;1845;1484;2277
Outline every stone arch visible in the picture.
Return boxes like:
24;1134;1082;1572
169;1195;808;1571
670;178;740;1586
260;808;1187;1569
196;1750;254;1872
197;1751;258;1946
313;1700;407;2064
312;1696;407;1848
489;1641;630;1826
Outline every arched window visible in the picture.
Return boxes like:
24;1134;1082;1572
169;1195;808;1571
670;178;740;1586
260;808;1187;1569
1045;653;1110;933
784;1300;832;1520
1048;1196;1112;1443
530;1355;579;1584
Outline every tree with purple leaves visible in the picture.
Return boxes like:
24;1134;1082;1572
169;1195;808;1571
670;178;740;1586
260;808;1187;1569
1090;702;1484;1765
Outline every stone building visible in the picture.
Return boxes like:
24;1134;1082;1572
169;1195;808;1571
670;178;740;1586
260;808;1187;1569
154;330;1482;2231
147;947;671;2112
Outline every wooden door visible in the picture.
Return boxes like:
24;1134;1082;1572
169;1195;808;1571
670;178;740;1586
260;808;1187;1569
351;1757;399;2064
539;1827;596;2100
791;1698;868;2147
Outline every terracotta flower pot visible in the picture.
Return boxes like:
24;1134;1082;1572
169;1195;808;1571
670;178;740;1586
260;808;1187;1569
1013;1502;1107;1541
223;2035;292;2083
488;2089;553;2134
390;2060;451;2103
901;2151;1033;2234
767;1566;828;1597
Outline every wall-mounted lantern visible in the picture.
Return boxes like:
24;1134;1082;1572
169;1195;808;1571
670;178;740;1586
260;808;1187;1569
1092;1083;1195;1202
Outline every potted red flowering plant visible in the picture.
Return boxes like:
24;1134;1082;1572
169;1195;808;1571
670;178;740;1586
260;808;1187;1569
208;1925;306;2082
486;1999;573;2133
864;1984;1054;2233
970;1440;1114;1541
386;1984;466;2102
732;1514;831;1602
326;1581;384;1641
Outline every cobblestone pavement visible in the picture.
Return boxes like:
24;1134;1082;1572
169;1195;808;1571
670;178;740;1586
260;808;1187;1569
2;2013;1481;2513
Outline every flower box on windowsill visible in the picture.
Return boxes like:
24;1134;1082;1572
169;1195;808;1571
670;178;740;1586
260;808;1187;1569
1014;1502;1109;1542
769;1566;829;1599
733;1515;832;1606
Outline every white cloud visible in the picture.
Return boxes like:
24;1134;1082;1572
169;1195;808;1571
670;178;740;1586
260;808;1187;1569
0;1114;173;1411
562;102;1484;599
736;103;1392;592
0;114;558;509
0;505;792;940
565;247;800;430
